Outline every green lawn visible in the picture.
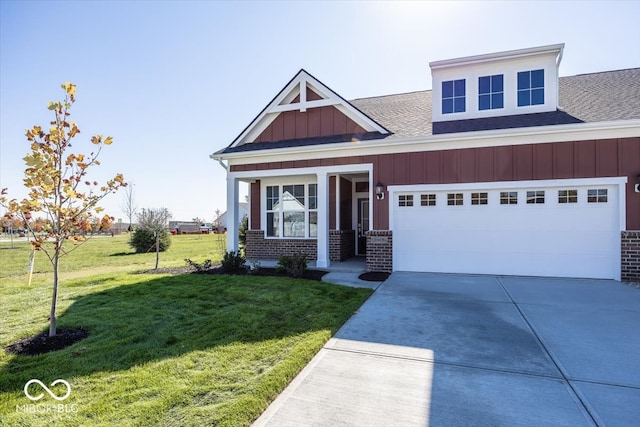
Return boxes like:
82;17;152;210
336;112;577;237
0;234;372;426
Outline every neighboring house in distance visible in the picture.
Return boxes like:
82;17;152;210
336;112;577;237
217;203;249;231
212;43;640;282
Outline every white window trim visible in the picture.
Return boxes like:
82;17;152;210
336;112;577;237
263;177;318;239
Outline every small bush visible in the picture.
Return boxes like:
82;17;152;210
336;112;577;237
185;258;212;272
221;251;246;273
277;253;308;278
238;215;248;256
130;228;171;253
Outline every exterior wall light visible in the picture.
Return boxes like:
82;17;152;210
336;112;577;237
376;181;385;200
635;175;640;193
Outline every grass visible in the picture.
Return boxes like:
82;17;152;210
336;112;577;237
0;234;372;426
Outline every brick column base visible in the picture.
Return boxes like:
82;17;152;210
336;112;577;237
366;230;392;272
622;231;640;282
330;230;355;261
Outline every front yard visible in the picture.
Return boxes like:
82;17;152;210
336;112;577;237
0;235;372;426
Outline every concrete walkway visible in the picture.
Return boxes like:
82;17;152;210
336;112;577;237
253;272;640;426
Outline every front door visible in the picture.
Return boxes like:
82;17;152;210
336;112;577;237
357;198;369;255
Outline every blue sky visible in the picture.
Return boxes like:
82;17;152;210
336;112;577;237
1;0;639;223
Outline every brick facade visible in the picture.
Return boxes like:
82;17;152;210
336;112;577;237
366;230;393;272
622;231;640;282
329;230;355;261
246;230;317;260
246;229;355;262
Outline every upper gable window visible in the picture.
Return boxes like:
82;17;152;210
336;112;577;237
442;79;465;114
478;75;504;110
517;69;544;106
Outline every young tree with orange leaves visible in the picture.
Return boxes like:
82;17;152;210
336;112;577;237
1;82;126;337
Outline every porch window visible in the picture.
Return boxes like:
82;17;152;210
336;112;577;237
308;184;318;237
265;183;318;238
266;186;280;237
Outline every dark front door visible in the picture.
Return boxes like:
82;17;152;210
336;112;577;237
357;198;369;255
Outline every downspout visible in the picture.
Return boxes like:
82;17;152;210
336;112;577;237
556;45;564;110
210;153;228;171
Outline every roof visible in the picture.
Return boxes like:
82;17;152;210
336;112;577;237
352;68;640;138
217;68;640;154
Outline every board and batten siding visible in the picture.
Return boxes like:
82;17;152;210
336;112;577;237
233;137;640;230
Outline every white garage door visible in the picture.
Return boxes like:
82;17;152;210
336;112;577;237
391;179;623;279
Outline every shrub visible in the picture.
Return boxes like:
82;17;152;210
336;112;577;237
185;258;212;272
130;228;171;253
238;215;248;256
221;250;246;273
277;253;308;278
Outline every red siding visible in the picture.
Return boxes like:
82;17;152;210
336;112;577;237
230;137;640;230
459;150;476;182
291;87;323;103
250;181;260;230
534;144;553;178
254;105;366;143
495;146;513;181
576;140;596;177
476;149;494;182
340;177;352;230
514;145;533;180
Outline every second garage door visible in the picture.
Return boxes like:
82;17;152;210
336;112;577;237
391;179;622;279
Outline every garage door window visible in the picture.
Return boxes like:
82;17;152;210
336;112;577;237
471;192;488;205
421;194;436;206
447;193;463;206
558;189;578;203
500;192;518;205
588;189;608;203
526;191;545;204
399;195;414;207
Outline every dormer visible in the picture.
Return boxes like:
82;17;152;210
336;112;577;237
430;44;564;126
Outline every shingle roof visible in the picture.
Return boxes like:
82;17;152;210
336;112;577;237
219;68;640;154
351;68;640;138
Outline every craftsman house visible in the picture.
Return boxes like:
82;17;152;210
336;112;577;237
212;44;640;281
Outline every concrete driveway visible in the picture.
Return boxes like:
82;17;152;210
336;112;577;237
253;273;640;427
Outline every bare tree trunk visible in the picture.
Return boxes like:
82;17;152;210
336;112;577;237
155;232;159;270
49;243;60;337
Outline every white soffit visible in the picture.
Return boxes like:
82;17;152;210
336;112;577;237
229;69;389;148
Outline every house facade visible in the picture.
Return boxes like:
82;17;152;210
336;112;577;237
213;44;640;281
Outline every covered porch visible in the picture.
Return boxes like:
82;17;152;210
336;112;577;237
226;163;374;268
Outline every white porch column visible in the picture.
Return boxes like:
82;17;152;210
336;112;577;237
335;174;340;230
226;174;239;253
316;172;330;268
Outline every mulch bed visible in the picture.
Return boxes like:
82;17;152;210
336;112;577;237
5;328;89;356
359;271;391;282
142;265;328;281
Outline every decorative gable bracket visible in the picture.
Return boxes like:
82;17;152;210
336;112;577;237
229;69;389;148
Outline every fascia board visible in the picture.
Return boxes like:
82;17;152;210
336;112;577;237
217;119;640;165
429;43;565;69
